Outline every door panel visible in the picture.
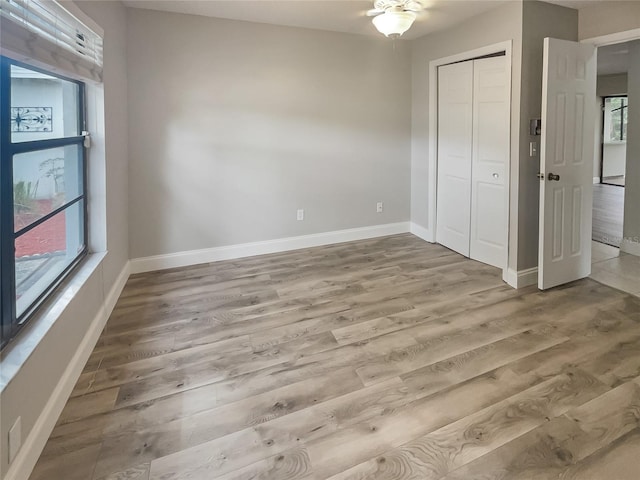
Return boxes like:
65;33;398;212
539;38;596;290
470;56;510;269
436;61;473;256
475;182;506;247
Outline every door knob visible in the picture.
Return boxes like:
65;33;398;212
492;173;499;179
548;173;560;181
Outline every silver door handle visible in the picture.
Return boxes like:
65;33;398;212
492;173;499;179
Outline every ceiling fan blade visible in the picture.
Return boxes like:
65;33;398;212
404;0;424;12
366;8;385;17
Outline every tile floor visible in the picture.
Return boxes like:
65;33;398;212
591;241;640;297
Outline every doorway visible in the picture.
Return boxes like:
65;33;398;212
585;34;639;297
592;43;630;251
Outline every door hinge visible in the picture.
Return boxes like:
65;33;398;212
82;131;91;149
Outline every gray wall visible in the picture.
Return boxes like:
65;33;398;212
597;73;628;97
410;0;523;272
579;1;640;40
624;40;640;248
602;143;627;177
83;0;131;288
0;1;129;478
127;9;411;259
518;1;578;269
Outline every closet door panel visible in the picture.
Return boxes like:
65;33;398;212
470;56;509;269
436;61;474;256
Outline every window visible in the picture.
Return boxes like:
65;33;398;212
604;96;628;143
1;57;87;348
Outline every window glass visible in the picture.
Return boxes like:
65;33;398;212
10;65;80;142
15;201;85;318
604;96;628;142
13;145;83;232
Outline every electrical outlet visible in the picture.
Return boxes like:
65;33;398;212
297;209;304;221
8;417;21;463
376;202;383;213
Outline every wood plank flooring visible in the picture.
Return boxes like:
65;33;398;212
28;234;640;480
592;183;625;247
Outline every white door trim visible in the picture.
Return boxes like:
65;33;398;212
427;41;513;282
580;28;640;47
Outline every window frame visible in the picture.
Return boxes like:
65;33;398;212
0;55;88;349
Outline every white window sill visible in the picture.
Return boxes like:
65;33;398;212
0;252;106;392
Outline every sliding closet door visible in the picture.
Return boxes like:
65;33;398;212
470;56;510;268
436;61;474;256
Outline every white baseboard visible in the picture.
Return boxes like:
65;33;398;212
103;260;131;318
4;261;130;480
410;222;435;243
505;267;538;289
620;238;640;257
593;177;600;184
130;222;411;274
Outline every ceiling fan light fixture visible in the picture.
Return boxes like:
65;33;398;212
372;10;416;38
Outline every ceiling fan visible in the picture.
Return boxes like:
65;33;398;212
366;0;425;38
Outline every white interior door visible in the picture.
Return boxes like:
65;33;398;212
436;61;473;256
470;56;510;269
539;37;597;290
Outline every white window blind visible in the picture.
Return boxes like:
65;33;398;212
0;0;103;81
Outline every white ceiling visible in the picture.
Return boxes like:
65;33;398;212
541;0;607;8
123;0;518;40
597;41;630;75
122;0;630;41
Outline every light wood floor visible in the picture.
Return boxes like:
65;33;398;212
592;183;624;247
29;234;640;480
